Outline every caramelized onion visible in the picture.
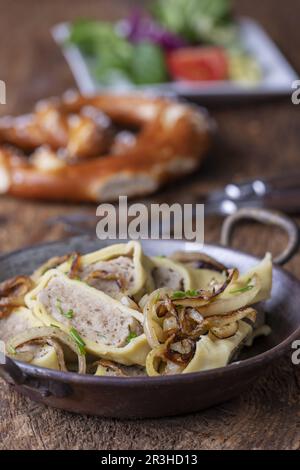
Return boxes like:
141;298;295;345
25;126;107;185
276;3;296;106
204;307;257;329
145;345;166;376
162;315;178;336
143;289;169;348
145;344;184;376
6;326;86;374
92;359;127;376
6;338;67;370
157;297;177;318
0;275;33;318
0;275;32;298
68;252;81;279
164;334;196;365
177;307;206;339
210;321;239;339
197;275;260;317
172;268;239;307
34;338;67;371
84;269;126;290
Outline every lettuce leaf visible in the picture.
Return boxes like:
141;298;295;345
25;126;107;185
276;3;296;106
152;0;237;46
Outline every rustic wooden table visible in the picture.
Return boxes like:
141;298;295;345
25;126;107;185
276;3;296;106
0;0;300;450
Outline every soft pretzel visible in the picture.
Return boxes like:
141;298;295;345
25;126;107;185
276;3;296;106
0;93;212;202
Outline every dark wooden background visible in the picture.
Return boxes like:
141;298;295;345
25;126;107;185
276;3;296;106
0;0;300;450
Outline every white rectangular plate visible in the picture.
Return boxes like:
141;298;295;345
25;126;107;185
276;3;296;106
52;17;298;100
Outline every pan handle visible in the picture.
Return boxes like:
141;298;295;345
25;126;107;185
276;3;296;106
220;208;299;265
0;355;26;385
0;356;72;398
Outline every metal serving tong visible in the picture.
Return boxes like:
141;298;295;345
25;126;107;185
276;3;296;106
203;172;300;215
46;173;300;235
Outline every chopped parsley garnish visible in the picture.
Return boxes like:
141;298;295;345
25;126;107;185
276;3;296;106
126;331;138;343
230;279;254;294
50;324;60;329
70;327;86;355
229;285;254;294
56;299;74;319
64;309;74;319
171;289;199;299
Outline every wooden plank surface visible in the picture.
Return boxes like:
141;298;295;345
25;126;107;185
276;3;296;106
0;0;300;450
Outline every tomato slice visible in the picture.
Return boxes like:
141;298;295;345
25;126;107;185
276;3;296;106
167;47;229;82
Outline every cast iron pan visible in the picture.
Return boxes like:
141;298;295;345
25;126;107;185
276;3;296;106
0;208;299;419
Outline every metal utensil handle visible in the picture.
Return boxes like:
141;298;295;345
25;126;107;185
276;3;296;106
220;208;299;265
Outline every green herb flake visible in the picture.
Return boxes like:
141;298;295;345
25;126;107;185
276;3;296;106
56;298;74;319
56;298;64;315
171;291;185;299
171;289;199;299
229;284;254;295
229;277;254;294
64;309;74;319
50;324;60;329
126;331;138;344
70;327;86;355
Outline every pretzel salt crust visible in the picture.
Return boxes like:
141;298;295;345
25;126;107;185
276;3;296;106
0;93;212;202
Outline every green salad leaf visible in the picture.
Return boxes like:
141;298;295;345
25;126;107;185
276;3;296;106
152;0;237;46
69;21;168;85
69;20;131;57
131;42;168;85
69;20;134;84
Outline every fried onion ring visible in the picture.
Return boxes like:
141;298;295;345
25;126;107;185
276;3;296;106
0;275;33;318
6;326;86;374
